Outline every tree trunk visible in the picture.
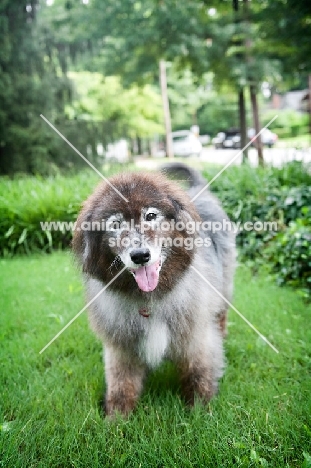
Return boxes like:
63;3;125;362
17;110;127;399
233;0;248;163
250;84;264;166
137;136;142;156
242;0;263;166
239;88;248;162
159;60;174;158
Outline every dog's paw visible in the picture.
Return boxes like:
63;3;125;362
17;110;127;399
181;367;218;406
105;394;137;419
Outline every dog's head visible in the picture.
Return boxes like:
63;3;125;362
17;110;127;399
72;171;201;295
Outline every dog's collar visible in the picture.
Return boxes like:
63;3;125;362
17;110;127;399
138;307;150;318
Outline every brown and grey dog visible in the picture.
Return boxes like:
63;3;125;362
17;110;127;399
72;163;236;417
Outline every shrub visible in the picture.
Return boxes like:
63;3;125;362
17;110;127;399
264;217;311;298
203;162;311;297
262;109;309;138
0;168;121;256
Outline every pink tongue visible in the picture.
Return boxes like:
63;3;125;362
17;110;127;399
133;263;159;292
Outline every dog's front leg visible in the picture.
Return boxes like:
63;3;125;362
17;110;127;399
179;329;224;406
180;361;219;406
104;344;145;418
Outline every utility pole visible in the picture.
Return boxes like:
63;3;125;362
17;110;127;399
159;60;174;158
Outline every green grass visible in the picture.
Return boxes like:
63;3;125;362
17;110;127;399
0;251;310;467
0;165;133;256
277;134;311;149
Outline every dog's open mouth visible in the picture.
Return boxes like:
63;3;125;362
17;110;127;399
130;259;161;292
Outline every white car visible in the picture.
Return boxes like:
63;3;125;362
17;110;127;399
172;130;202;157
248;128;278;148
105;139;129;163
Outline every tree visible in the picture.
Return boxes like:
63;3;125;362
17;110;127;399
0;0;78;175
90;0;210;83
0;0;166;174
257;0;311;83
88;0;212;156
66;71;163;138
88;0;283;162
3;0;310;174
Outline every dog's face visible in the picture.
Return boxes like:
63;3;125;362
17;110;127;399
73;172;201;296
104;205;165;292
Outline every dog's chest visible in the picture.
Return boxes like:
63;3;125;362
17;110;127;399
88;276;201;367
106;297;171;367
139;319;169;368
88;283;171;366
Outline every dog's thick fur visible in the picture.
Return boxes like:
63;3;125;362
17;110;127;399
72;163;236;416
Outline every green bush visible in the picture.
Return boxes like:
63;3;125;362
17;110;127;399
262;110;309;138
203;162;311;297
265;217;311;297
0;169;116;256
272;127;291;139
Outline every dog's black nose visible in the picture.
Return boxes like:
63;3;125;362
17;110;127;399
130;248;151;265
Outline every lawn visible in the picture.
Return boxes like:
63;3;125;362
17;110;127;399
0;251;310;467
277;134;311;149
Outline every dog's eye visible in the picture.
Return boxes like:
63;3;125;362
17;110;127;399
111;220;121;229
107;218;122;230
146;212;157;222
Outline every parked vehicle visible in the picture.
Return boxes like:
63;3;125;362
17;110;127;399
198;134;211;146
172;130;202;156
248;128;278;148
212;129;240;149
213;128;278;149
172;130;202;157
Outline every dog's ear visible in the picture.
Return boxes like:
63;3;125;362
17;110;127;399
168;195;200;225
72;210;102;277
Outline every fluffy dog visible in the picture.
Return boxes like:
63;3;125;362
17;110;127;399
72;163;236;417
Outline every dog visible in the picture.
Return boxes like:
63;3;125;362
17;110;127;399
72;163;236;417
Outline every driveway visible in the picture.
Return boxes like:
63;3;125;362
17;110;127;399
134;146;311;170
200;146;311;167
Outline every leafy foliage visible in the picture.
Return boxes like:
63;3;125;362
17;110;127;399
90;0;209;82
166;68;243;135
0;1;67;175
0;1;163;176
0;170;101;256
257;0;311;83
66;72;163;137
265;217;311;295
263;110;309;138
203;162;311;297
2;0;311;176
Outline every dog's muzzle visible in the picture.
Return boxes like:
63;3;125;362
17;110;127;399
130;248;151;265
129;248;162;292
